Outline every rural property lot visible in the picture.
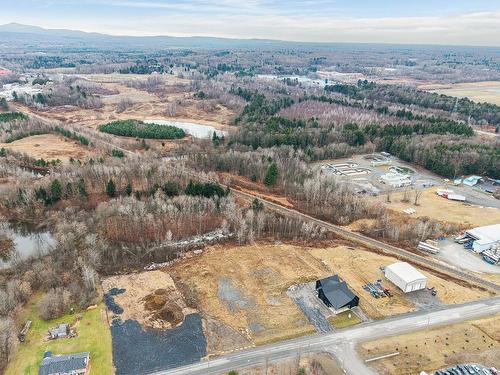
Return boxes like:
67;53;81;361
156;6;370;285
372;187;500;228
5;299;113;375
358;314;500;375
0;133;93;161
165;242;493;347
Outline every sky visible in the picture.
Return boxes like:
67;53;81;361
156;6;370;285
1;0;500;46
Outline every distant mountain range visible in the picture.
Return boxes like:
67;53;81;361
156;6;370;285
0;22;303;50
1;23;497;52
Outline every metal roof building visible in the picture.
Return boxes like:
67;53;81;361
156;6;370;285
315;275;359;311
465;224;500;253
384;262;427;293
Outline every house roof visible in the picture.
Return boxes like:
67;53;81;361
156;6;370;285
38;352;89;375
385;262;427;283
317;275;357;310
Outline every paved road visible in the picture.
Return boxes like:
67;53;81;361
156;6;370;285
150;297;500;375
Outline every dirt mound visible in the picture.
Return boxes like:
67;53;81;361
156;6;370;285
143;289;185;326
102;270;192;329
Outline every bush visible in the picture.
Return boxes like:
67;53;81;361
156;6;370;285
99;119;185;140
112;149;125;158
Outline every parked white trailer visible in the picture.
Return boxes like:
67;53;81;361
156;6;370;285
417;241;439;254
384;262;427;293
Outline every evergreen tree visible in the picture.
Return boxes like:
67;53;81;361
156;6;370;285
106;179;116;198
50;179;62;202
77;178;88;198
35;187;49;205
125;183;133;196
264;162;278;186
0;97;8;110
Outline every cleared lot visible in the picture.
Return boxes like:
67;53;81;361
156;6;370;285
166;242;492;346
0;133;93;161
358;314;500;375
371;187;500;227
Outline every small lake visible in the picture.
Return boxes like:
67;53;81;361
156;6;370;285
144;119;227;139
0;221;55;268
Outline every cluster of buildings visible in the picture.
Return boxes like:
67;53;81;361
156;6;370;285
315;262;428;316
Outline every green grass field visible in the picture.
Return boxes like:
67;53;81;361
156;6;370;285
6;299;113;375
328;310;362;329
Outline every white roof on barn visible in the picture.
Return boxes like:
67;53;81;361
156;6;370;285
386;262;427;283
466;224;500;243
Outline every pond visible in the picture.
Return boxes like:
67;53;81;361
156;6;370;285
0;221;56;268
144;119;227;139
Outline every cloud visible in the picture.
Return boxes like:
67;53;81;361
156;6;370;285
90;10;500;46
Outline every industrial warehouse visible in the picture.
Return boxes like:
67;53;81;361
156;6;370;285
458;224;500;265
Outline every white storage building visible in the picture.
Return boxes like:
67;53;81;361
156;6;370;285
379;172;411;188
465;224;500;253
384;262;427;293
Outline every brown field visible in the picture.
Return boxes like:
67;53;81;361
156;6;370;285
0;133;93;161
358;314;500;375
419;81;500;105
18;74;236;132
371;187;500;228
165;242;490;348
168;243;324;346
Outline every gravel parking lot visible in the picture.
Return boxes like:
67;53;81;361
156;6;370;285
435;238;500;274
287;282;334;333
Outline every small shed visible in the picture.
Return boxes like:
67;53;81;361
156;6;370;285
49;324;69;340
385;262;427;293
316;275;359;311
